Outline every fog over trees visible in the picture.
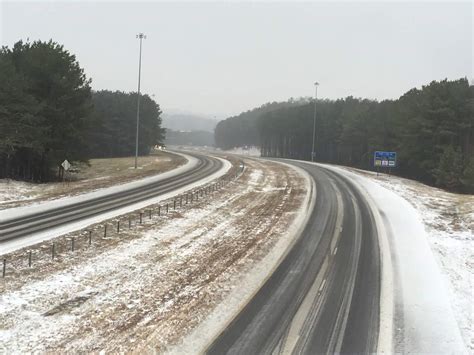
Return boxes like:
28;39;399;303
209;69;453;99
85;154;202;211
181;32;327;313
1;39;472;192
215;79;474;193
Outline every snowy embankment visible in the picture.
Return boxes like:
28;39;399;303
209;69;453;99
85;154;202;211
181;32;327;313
0;158;311;352
324;165;472;353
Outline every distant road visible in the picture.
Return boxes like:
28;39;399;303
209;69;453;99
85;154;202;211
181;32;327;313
207;160;381;354
0;152;223;244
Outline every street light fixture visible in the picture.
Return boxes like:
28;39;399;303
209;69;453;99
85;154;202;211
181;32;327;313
311;82;319;162
135;32;146;169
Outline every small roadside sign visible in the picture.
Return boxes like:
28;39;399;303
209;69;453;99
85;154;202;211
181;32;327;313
61;159;71;171
374;151;396;168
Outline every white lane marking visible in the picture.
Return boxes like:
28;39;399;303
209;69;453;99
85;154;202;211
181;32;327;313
328;179;344;254
280;257;328;355
319;278;327;293
333;247;338;256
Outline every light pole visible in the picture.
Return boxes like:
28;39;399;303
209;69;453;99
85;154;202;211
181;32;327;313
135;33;146;169
311;82;319;162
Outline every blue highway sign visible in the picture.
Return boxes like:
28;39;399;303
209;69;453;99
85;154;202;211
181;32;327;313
374;151;397;168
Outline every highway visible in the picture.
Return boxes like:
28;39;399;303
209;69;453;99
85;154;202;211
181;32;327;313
207;160;381;354
0;152;223;243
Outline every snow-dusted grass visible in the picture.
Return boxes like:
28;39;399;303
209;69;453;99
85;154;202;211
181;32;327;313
0;150;186;210
0;154;230;255
0;158;309;352
169;161;314;354
225;146;261;157
0;179;39;204
334;166;472;352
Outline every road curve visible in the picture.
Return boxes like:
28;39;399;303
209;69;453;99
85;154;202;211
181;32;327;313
207;160;381;354
0;152;223;243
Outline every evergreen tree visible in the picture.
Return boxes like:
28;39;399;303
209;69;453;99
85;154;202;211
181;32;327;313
434;146;464;190
87;90;165;158
215;78;474;193
0;40;92;180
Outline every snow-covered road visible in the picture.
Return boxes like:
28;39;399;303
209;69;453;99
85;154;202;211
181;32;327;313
323;165;470;353
0;153;229;255
0;158;310;352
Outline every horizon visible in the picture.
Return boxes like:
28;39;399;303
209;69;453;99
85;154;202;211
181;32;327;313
1;1;472;118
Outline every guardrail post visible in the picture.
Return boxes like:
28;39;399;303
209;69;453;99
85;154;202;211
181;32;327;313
28;251;32;267
88;230;92;245
186;194;188;204
149;210;152;219
139;212;143;224
166;203;169;213
71;237;75;252
104;224;107;238
158;206;161;216
180;196;182;207
173;200;176;210
2;259;6;278
117;221;120;233
52;243;56;260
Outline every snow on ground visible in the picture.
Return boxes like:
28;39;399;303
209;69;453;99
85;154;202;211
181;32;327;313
225;146;261;157
0;153;230;255
0;158;310;352
0;151;186;210
0;179;39;204
326;165;472;353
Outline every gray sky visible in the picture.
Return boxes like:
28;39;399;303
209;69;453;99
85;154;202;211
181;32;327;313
1;1;472;118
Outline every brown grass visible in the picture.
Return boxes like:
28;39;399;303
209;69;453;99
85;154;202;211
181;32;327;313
0;150;186;210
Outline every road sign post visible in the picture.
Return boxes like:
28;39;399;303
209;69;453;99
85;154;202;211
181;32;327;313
61;159;71;182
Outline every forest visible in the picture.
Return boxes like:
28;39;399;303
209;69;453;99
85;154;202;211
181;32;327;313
0;40;165;181
214;98;312;149
215;79;474;193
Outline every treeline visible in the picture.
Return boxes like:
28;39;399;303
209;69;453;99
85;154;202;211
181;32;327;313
216;79;474;193
0;40;164;181
88;90;164;158
165;129;214;147
214;98;311;149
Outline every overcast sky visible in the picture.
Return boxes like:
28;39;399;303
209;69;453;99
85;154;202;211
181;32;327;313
1;1;472;118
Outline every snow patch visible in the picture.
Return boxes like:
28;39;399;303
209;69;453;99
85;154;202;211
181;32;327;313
225;146;261;157
0;154;231;255
0;179;40;204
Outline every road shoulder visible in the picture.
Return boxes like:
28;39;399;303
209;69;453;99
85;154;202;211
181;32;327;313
322;164;468;353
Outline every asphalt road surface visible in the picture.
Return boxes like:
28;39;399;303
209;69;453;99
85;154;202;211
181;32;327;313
0;152;223;243
207;160;381;354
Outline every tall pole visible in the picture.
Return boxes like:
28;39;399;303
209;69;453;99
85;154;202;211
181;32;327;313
311;82;319;162
135;33;146;169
